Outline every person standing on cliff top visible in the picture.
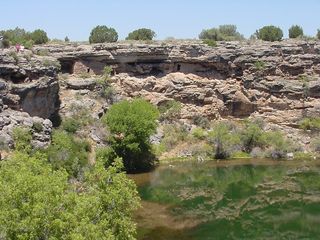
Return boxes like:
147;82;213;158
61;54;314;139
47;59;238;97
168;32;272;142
15;44;21;52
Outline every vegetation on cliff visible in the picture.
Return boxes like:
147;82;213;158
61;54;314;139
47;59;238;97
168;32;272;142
126;28;156;41
101;99;159;173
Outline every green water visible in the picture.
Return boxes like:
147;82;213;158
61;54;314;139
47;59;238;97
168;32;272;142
131;159;320;240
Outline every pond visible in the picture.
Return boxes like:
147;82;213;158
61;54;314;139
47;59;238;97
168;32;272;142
130;159;320;240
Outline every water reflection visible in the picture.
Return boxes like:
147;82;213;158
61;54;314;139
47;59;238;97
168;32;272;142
130;159;320;240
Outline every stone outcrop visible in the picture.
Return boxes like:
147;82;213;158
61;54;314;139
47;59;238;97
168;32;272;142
0;49;60;118
1;40;320;150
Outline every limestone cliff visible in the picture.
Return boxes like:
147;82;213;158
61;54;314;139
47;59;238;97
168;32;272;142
1;40;320;149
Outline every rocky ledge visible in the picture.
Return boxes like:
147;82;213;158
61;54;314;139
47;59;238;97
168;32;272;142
1;40;320;150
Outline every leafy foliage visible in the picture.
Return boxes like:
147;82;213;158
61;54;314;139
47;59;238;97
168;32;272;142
0;152;140;239
31;29;49;44
158;100;182;121
202;39;217;47
199;25;244;41
46;130;90;178
299;117;320;131
208;122;241;159
126;28;156;41
289;25;304;38
102;99;159;172
256;25;283;41
0;27;49;47
89;25;118;43
12;127;32;153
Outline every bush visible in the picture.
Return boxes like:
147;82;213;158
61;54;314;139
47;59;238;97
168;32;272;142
192;127;207;140
62;118;80;133
102;99;159;172
46;130;90;178
0;152;139;239
32;122;43;133
299;117;320;131
208;122;241;159
202;39;217;47
31;29;49;44
12;127;32;153
256;25;283;42
126;28;156;40
159;124;189;153
199;25;244;41
289;25;304;38
317;29;320;40
158;100;182;121
254;60;266;71
192;115;210;129
64;36;70;42
263;131;291;159
240;121;265;152
89;25;118;43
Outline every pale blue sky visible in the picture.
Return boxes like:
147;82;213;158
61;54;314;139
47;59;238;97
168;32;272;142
1;0;319;41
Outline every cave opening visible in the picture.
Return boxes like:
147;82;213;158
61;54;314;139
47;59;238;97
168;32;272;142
60;60;74;74
177;64;181;71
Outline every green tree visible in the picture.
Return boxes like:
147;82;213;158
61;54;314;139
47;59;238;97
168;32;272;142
65;36;70;42
240;121;265;152
199;25;244;41
289;25;304;38
31;29;49;44
46;130;90;178
126;28;156;40
256;25;283;41
0;152;140;239
89;25;118;43
208;122;241;159
102;99;159;172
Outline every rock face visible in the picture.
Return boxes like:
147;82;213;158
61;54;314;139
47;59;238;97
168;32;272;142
0;49;60;118
0;107;53;149
1;40;320;150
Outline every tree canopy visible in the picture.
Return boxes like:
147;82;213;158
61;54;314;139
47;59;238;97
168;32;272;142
256;25;283;42
0;151;139;239
199;25;244;41
102;99;159;172
126;28;156;41
89;25;118;43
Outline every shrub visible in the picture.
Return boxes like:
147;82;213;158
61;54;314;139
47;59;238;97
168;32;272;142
192;115;210;129
95;146;117;167
31;29;49;44
256;25;283;41
263;131;290;159
289;25;304;38
199;25;244;41
64;36;70;42
0;152;140;239
46;130;90;178
254;60;266;71
126;28;156;41
240;121;265;152
311;137;320;152
317;29;320;40
12;127;32;153
158;100;182;121
208;122;241;159
89;25;118;43
102;99;159;172
8;51;19;64
32;122;43;133
62;118;80;133
192;127;207;140
159;124;189;152
202;39;217;47
299;117;320;131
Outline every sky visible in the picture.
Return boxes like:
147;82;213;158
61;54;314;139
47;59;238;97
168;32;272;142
1;0;319;41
